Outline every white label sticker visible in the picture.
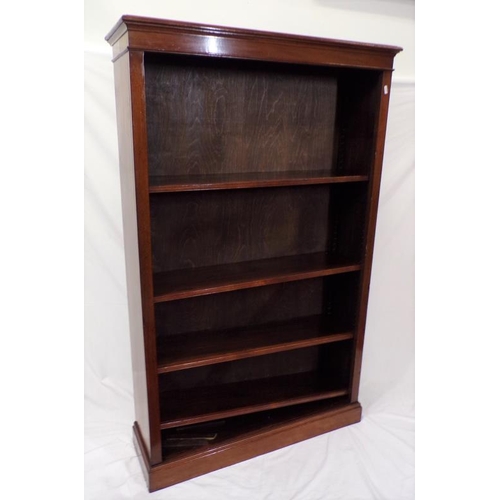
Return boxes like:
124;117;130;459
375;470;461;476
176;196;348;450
383;85;389;95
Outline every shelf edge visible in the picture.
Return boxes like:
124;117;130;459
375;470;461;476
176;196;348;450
160;388;349;430
154;263;361;303
149;175;369;193
157;331;354;374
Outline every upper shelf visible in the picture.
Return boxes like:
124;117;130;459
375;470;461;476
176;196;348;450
149;171;369;193
153;252;361;303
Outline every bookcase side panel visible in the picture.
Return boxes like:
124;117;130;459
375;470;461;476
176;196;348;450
350;70;394;402
112;51;162;464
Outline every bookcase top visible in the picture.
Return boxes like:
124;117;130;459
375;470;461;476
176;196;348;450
106;15;402;70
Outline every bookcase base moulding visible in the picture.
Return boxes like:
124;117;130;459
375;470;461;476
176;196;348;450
106;15;401;493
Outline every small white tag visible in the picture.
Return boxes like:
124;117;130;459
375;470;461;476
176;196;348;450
383;85;389;95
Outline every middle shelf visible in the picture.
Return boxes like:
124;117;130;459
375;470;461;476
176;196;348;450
149;171;369;193
156;314;354;374
153;252;361;302
150;182;367;303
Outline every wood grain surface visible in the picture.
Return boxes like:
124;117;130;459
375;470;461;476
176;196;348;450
149;171;368;192
150;185;331;273
156;315;354;373
155;277;327;336
152;252;360;302
145;54;338;177
106;16;401;71
159;371;349;429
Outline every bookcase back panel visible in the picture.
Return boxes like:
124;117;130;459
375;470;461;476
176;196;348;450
318;341;352;387
323;272;360;329
150;183;367;273
160;347;318;390
155;278;325;336
335;70;382;176
145;53;338;176
328;182;368;261
150;185;327;272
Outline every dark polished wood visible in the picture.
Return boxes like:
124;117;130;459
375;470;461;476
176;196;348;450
160;398;348;456
107;14;400;492
113;48;152;461
133;421;151;482
112;51;162;465
156;315;353;373
158;341;351;427
105;16;401;70
160;340;350;389
335;70;382;176
152;240;361;377
349;70;395;402
150;185;333;273
160;371;349;429
149;184;367;275
147;401;362;491
155;278;322;334
153;252;361;302
128;51;163;465
145;53;339;177
149;172;368;193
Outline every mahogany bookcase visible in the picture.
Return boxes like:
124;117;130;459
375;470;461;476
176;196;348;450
105;15;401;492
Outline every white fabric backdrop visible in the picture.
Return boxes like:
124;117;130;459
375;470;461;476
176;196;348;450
84;30;414;499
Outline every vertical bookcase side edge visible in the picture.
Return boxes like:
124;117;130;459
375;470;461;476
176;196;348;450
112;49;163;465
350;70;395;402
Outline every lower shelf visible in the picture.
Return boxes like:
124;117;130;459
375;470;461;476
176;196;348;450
149;171;369;193
159;371;349;429
134;399;362;491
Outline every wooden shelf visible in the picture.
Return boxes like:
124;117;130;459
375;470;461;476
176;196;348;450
149;171;369;193
153;252;361;303
159;372;349;429
161;399;352;459
157;315;354;373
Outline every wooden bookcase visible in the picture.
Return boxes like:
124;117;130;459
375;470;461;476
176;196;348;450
106;15;401;492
